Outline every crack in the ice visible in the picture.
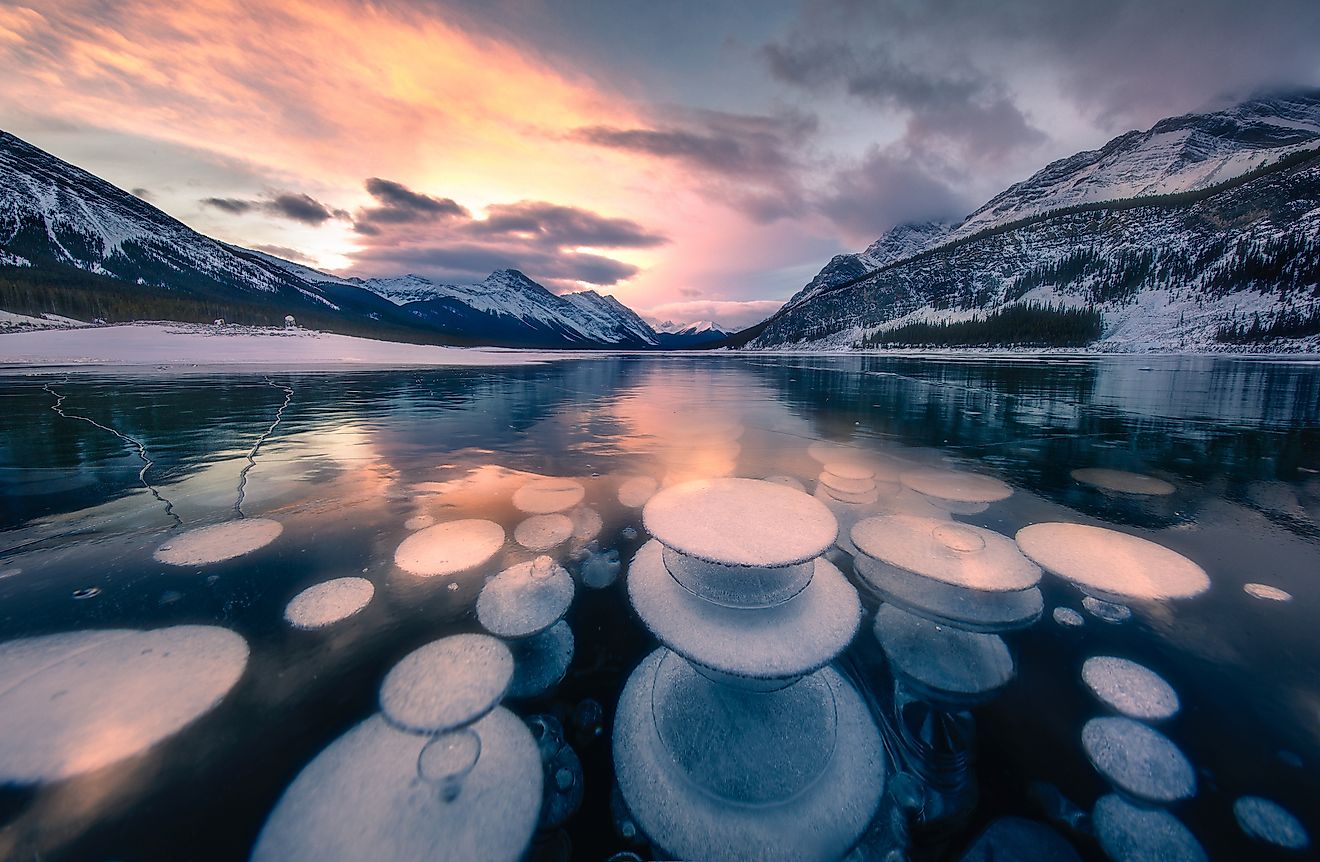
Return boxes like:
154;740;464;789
43;382;182;527
234;378;294;517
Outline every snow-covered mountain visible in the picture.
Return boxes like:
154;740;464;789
651;319;732;347
0;130;659;348
747;92;1320;352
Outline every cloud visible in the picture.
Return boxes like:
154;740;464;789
250;243;317;264
346;178;666;289
816;146;972;245
130;187;152;200
201;191;348;225
571;108;816;223
642;299;784;332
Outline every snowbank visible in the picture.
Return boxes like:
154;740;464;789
0;322;558;369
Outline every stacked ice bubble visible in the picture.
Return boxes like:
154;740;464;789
253;634;541;862
613;478;885;862
478;555;577;698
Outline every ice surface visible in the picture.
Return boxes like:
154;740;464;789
0;323;556;368
959;817;1082;861
760;475;806;492
404;514;435;531
874;604;1015;703
1093;794;1207;862
513;514;573;551
379;635;513;734
628;540;860;679
0;626;248;782
512;478;585;514
612;648;885;862
507;620;575;699
285;578;375;630
153;518;283;566
393;520;505;577
252;709;541;862
1072;468;1176;496
617;476;659;508
1082;717;1196;803
901;468;1013;505
1082;656;1180;721
1017;523;1209;602
1244;583;1293;602
477;558;574;639
1233;796;1310;849
1053;607;1085;627
643;478;838;567
853;516;1041;592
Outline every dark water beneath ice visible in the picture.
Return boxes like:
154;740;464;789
1;354;1318;861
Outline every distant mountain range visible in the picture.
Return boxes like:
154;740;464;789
0;131;728;349
738;92;1320;351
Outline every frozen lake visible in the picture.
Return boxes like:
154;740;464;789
1;354;1318;861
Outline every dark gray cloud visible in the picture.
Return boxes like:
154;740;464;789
817;146;971;244
572;108;816;223
251;243;317;264
347;178;665;289
201;191;348;225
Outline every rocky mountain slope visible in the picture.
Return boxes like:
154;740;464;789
0;130;658;348
749;93;1320;351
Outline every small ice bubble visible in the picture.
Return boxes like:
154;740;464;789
284;578;375;630
579;547;622;589
1071;468;1175;496
1082;717;1195;803
514;514;573;551
1081;656;1179;721
447;582;459;591
621;526;638;540
1234;796;1310;850
71;586;101;600
1244;582;1292;602
1053;606;1085;627
1082;596;1133;624
154;518;284;566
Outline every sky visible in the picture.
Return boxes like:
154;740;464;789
2;0;1318;329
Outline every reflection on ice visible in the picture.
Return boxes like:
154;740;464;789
0;626;247;782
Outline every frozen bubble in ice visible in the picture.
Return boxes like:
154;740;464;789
379;634;513;734
1016;523;1209;603
874;604;1014;704
1082;656;1179;721
1083;596;1133;623
71;586;101;600
628;540;860;679
514;514;573;551
901;468;1013;509
1071;468;1176;496
1082;717;1195;803
853;516;1041;593
1233;796;1310;850
579;546;622;589
621;525;638;540
393;519;505;577
617;476;659;508
513;478;585;514
761;475;806;492
478;557;574;639
612;648;885;862
1093;794;1207;862
0;626;248;783
818;471;881;504
507;620;575;699
154;518;283;566
285;578;375;630
960;816;1082;862
1244;582;1292;602
823;461;875;482
403;514;435;531
854;549;1043;632
252;708;541;862
643;478;837;568
568;506;603;542
1053;607;1085;627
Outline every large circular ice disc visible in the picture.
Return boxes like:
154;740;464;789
1081;656;1180;721
822;461;875;482
628;539;860;679
873;604;1014;702
614;649;885;862
512;478;585;514
1016;523;1209;602
854;554;1044;633
1093;794;1207;862
642;478;838;567
1234;796;1310;850
252;709;542;862
513;514;572;551
379;635;513;734
1082;717;1196;803
852;515;1040;593
1071;468;1175;496
154;519;283;566
0;626;248;783
901;468;1012;504
477;560;574;639
394;520;505;577
285;578;375;630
